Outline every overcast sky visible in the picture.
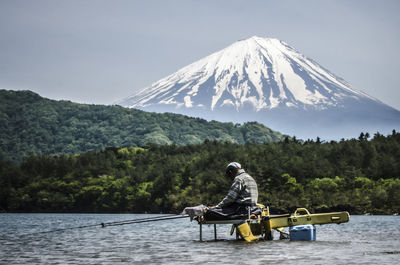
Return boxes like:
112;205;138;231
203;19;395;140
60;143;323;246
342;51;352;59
1;0;399;110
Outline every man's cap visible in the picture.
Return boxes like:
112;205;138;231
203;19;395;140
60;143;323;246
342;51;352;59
226;162;241;170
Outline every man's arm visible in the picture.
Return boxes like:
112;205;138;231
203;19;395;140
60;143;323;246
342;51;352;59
216;178;242;208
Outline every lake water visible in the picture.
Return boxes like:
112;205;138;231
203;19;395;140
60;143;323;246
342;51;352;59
0;214;399;264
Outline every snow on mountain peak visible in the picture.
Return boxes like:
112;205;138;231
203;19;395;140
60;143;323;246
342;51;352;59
118;36;375;112
116;36;400;140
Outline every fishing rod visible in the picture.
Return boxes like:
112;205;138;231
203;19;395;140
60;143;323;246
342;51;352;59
26;214;189;236
103;214;189;227
99;214;179;227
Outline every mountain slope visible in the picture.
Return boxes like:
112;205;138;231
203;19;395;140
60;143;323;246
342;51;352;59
117;36;400;140
0;89;286;162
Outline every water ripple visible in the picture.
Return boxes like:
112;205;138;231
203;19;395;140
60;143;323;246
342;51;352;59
0;214;399;264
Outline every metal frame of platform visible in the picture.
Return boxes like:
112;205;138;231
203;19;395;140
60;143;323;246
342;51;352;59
198;219;259;241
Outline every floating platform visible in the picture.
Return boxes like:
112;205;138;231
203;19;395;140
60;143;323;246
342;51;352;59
196;207;349;241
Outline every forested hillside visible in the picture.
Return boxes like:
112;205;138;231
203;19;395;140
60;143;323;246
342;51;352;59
1;133;399;215
0;90;286;162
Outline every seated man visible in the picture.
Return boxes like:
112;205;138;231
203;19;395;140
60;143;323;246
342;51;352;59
205;162;260;241
205;162;259;220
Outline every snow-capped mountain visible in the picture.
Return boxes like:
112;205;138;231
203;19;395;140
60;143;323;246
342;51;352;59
117;36;400;140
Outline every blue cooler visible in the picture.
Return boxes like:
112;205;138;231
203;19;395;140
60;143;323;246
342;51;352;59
289;225;316;240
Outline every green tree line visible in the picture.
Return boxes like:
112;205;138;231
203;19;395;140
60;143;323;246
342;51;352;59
0;89;285;162
1;132;399;215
